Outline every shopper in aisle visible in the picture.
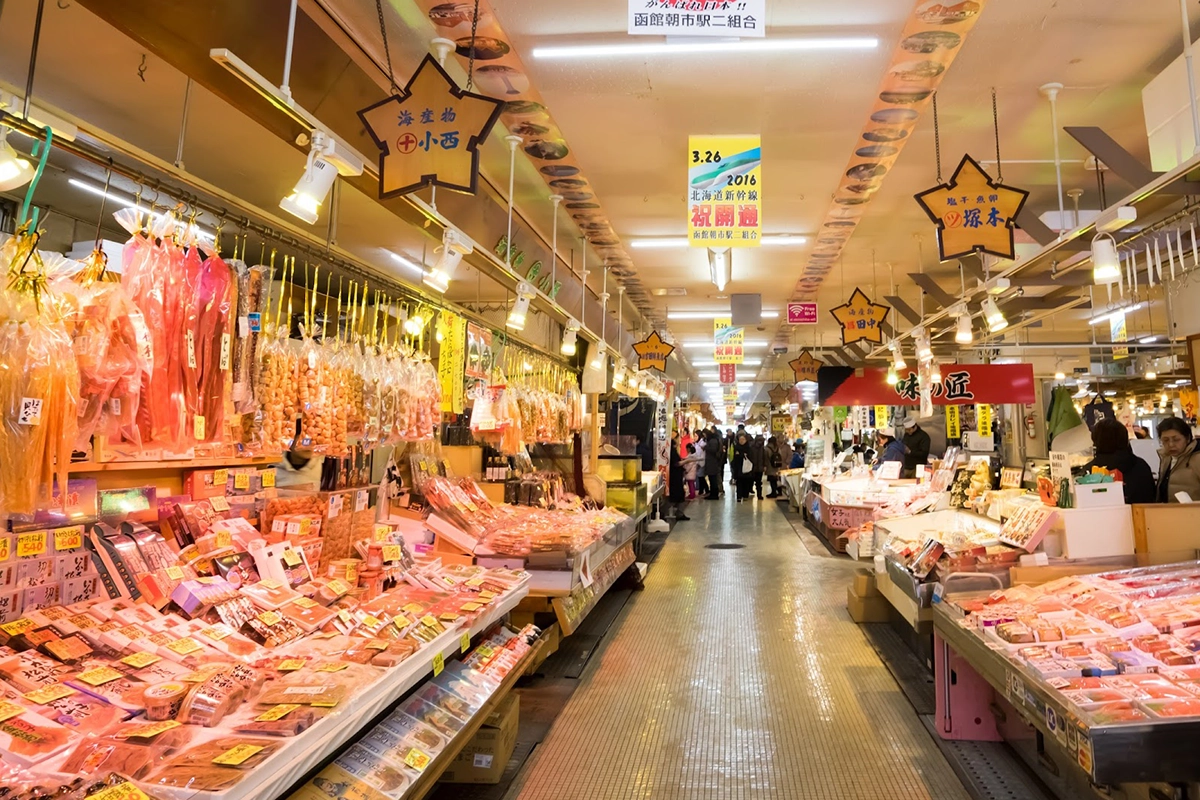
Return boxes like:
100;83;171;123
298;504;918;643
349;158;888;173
1083;418;1155;504
694;432;708;497
790;438;806;469
750;434;767;500
732;433;755;502
276;420;324;489
901;417;931;478
667;433;689;521
703;429;725;499
682;443;703;499
633;433;654;471
1156;418;1200;503
874;430;906;470
764;436;784;498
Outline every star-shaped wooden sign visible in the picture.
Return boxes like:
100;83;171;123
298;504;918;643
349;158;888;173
358;54;504;198
767;384;790;406
632;330;675;372
789;350;822;383
913;153;1030;261
829;288;890;346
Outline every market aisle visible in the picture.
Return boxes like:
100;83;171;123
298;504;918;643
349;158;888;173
505;496;969;800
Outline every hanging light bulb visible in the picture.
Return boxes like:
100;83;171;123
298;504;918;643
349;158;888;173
1090;232;1121;284
280;131;363;224
0;128;33;192
886;365;898;385
506;282;534;331
954;310;973;345
982;296;1008;333
424;228;472;293
561;319;580;355
1146;369;1157;380
930;361;942;383
1054;371;1066;381
888;340;907;370
403;313;426;337
589;343;607;371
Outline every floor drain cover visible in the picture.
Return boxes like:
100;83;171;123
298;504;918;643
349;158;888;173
704;543;745;550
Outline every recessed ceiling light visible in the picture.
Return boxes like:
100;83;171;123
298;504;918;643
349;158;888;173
629;234;807;248
532;38;879;60
668;310;780;320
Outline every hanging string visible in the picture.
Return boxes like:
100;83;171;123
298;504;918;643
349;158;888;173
374;0;398;95
465;0;481;91
932;92;943;184
991;86;1003;183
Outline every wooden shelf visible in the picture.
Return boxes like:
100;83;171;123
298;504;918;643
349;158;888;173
69;455;281;473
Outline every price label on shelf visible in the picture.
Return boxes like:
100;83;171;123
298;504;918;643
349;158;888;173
210;496;230;512
257;611;283;626
220;333;231;371
200;625;233;641
16;531;46;558
366;639;388;651
215;530;232;549
460;602;482;613
212;744;264;766
234;472;251;490
373;524;392;543
277;659;306;672
316;662;347;673
431;652;444;677
120;652;161;668
166;566;185;580
382;545;401;562
293;597;318;609
420;614;438;627
193;415;206;441
53;526;83;551
0;536;10;562
23;684;75;704
261;469;276;488
256;704;300;722
460;631;471;653
282;549;302;567
337;609;353;626
126;720;182;739
247;312;262;333
0;700;24;724
18;397;42;426
212;469;229;487
167;637;202;656
327;579;349;596
77;666;124;686
403;747;431;772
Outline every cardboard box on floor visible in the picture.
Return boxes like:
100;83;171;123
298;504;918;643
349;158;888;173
852;568;879;597
439;693;520;784
846;586;889;623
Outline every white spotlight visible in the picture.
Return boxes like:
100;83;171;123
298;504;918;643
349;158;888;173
1091;232;1121;285
561;319;580;356
888;340;907;370
982;296;1008;333
0;128;33;192
425;227;472;293
507;282;535;331
280;131;363;224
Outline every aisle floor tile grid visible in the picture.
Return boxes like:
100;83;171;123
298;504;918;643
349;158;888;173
506;497;971;800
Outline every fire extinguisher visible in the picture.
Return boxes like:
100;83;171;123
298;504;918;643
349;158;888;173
1025;411;1037;439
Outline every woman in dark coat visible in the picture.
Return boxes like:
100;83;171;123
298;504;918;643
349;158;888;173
732;433;754;502
668;433;689;520
704;430;725;500
1083;418;1155;504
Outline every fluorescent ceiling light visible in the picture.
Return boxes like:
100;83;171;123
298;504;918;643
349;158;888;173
1088;302;1145;326
390;251;425;275
668;311;779;320
631;235;807;248
532;38;879;60
68;178;213;242
691;359;762;367
683;340;768;348
1139;335;1160;344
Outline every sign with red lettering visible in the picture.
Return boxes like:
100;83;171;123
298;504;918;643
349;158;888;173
819;364;1036;407
914;154;1029;261
718;363;737;384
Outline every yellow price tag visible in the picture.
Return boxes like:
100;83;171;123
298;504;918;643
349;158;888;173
234;472;251;490
465;578;484;587
432;651;444;677
256;703;300;722
257;611;282;626
0;700;25;724
403;747;432;772
478;590;497;601
0;536;9;561
327;579;349;595
87;782;150;800
362;615;381;628
293;597;318;609
393;614;412;630
77;666;124;686
193;415;206;441
210;496;230;513
282;549;302;567
126;720;182;738
120;652;161;668
259;579;282;590
402;603;424;615
24;684;75;704
382;545;401;562
365;639;389;651
460;602;482;612
215;530;232;549
337;609;353;626
316;662;348;673
373;524;392;543
261;469;276;488
420;615;438;627
118;625;147;641
200;625;232;641
165;566;184;580
0;618;35;637
345;563;358;584
53;526;84;551
277;659;306;672
439;612;459;622
460;631;471;653
166;637;202;655
16;531;46;558
212;744;264;766
212;469;229;487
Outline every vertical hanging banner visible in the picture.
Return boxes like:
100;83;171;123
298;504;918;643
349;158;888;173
688;135;762;247
946;405;962;439
718;363;737;384
976;404;993;437
874;405;890;430
438;313;468;414
630;1;765;36
1110;312;1129;360
713;318;744;364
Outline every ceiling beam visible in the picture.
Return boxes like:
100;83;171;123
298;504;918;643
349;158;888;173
958;255;986;281
885;295;922;325
1064;126;1156;188
1017;207;1089;249
909;273;957;310
1012;272;1094;287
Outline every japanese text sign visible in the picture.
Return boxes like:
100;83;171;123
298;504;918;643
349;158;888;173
787;302;818;325
1110;312;1128;361
976;404;993;437
768;384;790;406
829;288;890;346
359;55;504;198
630;0;765;37
718;363;737;384
819;364;1036;407
914;154;1030;261
633;330;675;372
789;350;821;383
688;135;762;247
945;404;961;439
713;317;744;364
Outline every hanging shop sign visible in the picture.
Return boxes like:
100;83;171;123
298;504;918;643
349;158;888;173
1110;312;1129;361
913;153;1030;261
771;414;788;435
946;404;961;439
829;288;890;346
789;350;822;383
874;405;890;430
718;363;737;384
818;364;1035;407
976;404;994;437
632;331;675;372
688;135;762;247
723;386;739;403
768;384;790;406
713;317;744;364
437;312;468;415
630;0;765;37
358;54;504;198
786;302;818;325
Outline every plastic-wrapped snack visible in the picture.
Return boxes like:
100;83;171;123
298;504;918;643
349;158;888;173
146;736;282;792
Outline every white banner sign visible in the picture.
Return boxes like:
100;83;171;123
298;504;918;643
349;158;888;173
629;1;765;37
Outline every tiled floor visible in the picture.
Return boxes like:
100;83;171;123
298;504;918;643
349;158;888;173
505;494;970;800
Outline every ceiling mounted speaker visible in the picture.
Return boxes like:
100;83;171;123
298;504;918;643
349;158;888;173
730;293;762;326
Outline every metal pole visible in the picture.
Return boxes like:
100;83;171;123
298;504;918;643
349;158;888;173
1040;83;1066;235
174;78;192;169
1182;0;1200;155
23;0;46;119
281;0;299;101
504;135;522;267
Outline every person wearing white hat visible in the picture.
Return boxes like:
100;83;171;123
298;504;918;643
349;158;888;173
901;416;931;479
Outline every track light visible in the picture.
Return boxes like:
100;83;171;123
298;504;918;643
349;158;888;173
708;247;731;291
886;365;898;385
951;304;973;345
982;296;1007;333
561;319;580;356
930;362;942;384
403;313;426;337
888;340;907;370
0;128;33;192
1146;370;1157;380
507;282;535;331
1054;371;1066;381
425;228;472;293
280;131;363;224
589;343;607;371
1091;232;1121;285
